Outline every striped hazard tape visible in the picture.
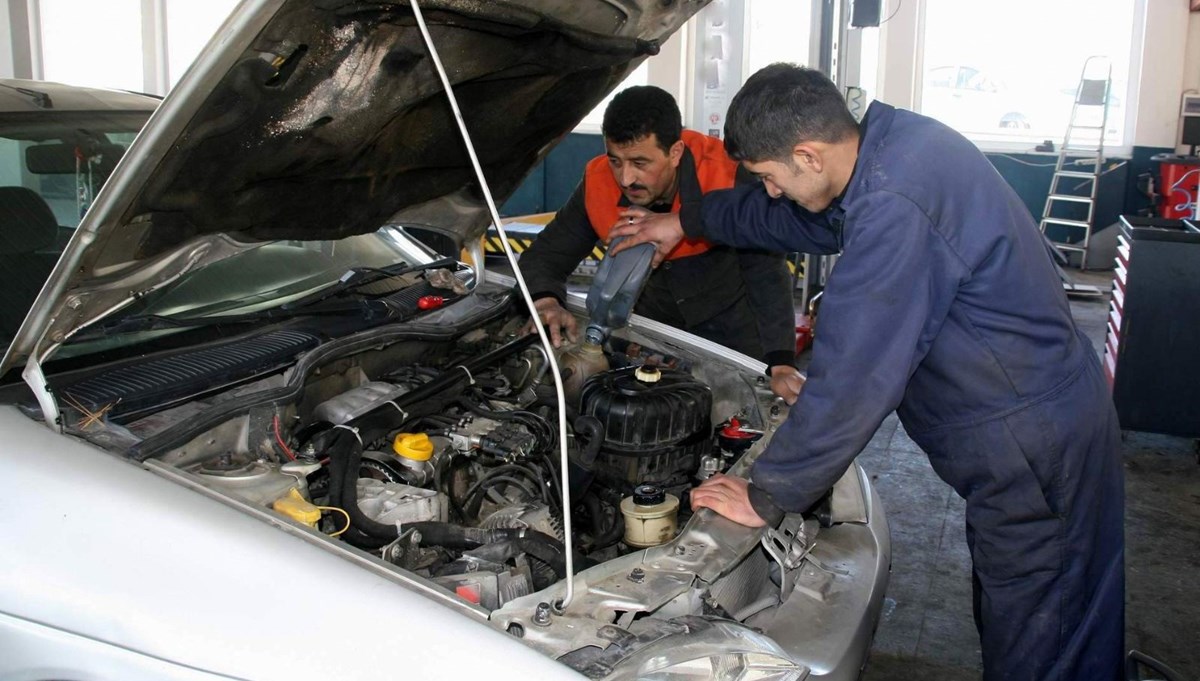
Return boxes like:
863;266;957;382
483;232;607;262
483;235;535;254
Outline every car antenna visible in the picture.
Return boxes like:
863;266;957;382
409;0;578;612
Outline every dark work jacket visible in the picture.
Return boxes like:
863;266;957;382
697;101;1124;680
696;101;1106;513
519;145;796;368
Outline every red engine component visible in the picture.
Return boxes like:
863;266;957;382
417;295;445;310
795;313;813;354
1154;155;1199;219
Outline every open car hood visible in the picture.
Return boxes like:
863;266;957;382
4;0;706;374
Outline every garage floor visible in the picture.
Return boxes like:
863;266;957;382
851;270;1200;680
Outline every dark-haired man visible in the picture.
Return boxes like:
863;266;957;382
611;65;1124;681
518;85;802;401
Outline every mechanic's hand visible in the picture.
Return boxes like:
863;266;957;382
523;297;578;348
769;365;805;405
689;474;767;528
608;208;685;267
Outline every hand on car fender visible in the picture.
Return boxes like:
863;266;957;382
608;208;685;267
523;297;578;348
690;474;767;528
769;365;805;405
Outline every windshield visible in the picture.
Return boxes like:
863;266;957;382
53;225;459;358
0;110;151;349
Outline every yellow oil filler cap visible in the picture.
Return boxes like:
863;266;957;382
393;432;434;461
272;488;322;528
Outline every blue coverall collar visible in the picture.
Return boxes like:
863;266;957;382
832;100;894;214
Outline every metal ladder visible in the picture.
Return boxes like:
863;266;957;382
1039;56;1112;270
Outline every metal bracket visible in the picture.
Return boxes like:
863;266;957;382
760;516;814;601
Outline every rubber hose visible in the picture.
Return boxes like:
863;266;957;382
583;492;605;546
593;491;626;550
333;432;402;541
573;415;604;468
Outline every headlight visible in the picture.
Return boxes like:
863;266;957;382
604;619;808;681
641;652;806;681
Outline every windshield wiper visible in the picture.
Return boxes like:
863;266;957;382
282;257;459;310
0;83;53;109
77;258;463;339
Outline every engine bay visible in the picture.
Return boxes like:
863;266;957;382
26;275;887;679
51;282;787;614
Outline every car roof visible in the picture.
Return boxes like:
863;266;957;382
0;78;160;114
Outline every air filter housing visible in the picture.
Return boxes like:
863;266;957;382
580;365;712;488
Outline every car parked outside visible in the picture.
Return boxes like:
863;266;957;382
921;65;1030;134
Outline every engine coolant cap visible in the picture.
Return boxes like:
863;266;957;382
393;432;434;461
634;365;661;383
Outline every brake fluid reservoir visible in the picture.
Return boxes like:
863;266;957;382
620;484;680;548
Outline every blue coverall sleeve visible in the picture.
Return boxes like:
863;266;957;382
749;191;968;514
698;183;841;254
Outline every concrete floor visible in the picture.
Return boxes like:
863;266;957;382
849;270;1200;680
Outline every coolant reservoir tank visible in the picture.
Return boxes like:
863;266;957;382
620;484;680;548
558;341;610;406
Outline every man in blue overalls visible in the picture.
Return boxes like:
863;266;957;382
610;64;1124;680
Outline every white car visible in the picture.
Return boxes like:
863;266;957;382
0;2;889;680
922;65;1030;133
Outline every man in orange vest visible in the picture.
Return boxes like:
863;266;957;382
519;86;802;401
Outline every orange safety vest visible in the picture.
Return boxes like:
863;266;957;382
583;130;737;261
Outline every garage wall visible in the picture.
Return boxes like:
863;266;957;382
0;6;13;78
1182;11;1200;153
1132;0;1193;149
501;133;605;216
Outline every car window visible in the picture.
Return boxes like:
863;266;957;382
0;110;150;351
927;66;956;89
956;67;980;90
0;112;147;229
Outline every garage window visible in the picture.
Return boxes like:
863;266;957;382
165;0;241;87
38;0;143;92
919;0;1136;147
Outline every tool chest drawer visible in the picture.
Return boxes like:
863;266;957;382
1105;217;1200;437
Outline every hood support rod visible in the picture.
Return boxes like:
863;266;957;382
23;356;60;431
409;0;578;611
